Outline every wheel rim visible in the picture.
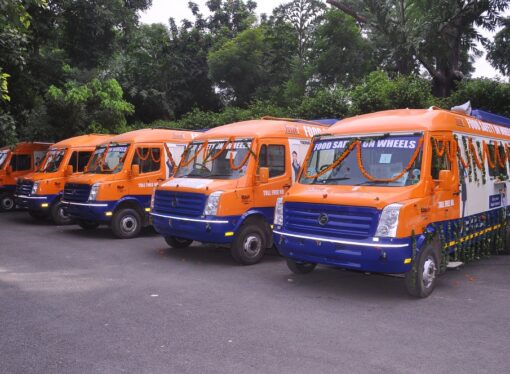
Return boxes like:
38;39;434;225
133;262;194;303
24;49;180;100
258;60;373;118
422;256;437;289
58;206;69;220
242;233;262;258
121;215;138;233
1;197;14;210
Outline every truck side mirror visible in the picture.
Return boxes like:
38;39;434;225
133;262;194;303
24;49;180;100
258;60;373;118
65;165;74;176
257;167;269;184
130;164;140;178
437;170;453;191
6;165;12;175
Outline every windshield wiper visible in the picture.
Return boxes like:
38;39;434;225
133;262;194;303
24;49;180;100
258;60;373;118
356;180;390;186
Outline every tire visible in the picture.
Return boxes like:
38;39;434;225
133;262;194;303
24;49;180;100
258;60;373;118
405;236;441;298
51;200;74;225
230;223;267;265
165;236;193;248
0;194;15;212
111;208;142;239
78;220;100;230
28;210;47;220
286;259;317;274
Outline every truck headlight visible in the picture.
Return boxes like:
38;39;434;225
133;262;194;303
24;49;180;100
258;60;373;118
204;191;223;216
31;182;40;195
88;183;100;201
375;203;402;238
274;197;284;226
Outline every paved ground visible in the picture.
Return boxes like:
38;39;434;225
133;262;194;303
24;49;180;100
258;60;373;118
1;211;510;374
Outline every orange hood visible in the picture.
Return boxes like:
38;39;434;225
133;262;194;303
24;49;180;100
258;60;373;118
159;177;242;195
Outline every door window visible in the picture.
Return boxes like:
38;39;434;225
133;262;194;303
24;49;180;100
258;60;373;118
133;147;161;174
68;151;93;172
259;145;286;178
10;154;31;171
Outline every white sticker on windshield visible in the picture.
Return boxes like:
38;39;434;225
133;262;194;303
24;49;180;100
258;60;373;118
226;150;237;158
379;154;392;164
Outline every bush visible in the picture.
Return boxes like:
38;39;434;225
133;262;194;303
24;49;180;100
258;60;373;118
294;88;350;120
446;79;510;117
350;71;435;115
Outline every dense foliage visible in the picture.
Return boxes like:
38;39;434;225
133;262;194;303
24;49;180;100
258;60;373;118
0;0;509;145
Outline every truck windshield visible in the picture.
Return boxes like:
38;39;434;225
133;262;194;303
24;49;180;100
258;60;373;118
0;151;8;170
300;134;423;187
40;149;66;173
86;144;129;174
176;139;253;179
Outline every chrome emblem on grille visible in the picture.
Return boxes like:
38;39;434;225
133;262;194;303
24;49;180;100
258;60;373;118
318;213;329;226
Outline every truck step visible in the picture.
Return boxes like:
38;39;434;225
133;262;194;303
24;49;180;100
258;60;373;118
447;261;464;269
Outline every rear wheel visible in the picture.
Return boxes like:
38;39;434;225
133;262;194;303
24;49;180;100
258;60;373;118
165;236;193;248
405;236;440;298
0;194;15;212
78;220;100;230
111;208;142;239
286;259;317;274
230;223;267;265
51;200;74;225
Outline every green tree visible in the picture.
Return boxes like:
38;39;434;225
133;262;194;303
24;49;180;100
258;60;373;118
328;0;509;97
487;18;510;77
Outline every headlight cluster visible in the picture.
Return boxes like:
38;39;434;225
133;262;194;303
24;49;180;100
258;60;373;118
375;203;402;238
203;191;223;216
88;183;100;201
31;182;40;195
274;197;284;226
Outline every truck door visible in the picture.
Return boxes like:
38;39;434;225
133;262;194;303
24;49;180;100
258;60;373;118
131;146;163;206
429;133;460;222
253;140;291;209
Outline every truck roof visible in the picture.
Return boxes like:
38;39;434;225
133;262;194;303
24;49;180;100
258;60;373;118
326;108;510;140
194;118;328;140
11;142;53;153
51;134;113;150
101;128;199;145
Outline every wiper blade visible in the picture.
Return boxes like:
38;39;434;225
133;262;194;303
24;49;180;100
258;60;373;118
355;181;389;186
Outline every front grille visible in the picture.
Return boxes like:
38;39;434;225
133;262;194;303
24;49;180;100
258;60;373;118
16;180;34;196
154;190;207;217
63;183;92;203
283;202;380;240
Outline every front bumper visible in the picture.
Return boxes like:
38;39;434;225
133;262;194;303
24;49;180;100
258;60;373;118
273;227;413;274
151;212;239;244
62;200;116;223
15;194;58;211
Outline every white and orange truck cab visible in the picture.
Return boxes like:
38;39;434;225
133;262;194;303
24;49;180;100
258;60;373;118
62;129;198;238
15;135;111;223
150;118;332;264
273;108;510;297
0;142;52;212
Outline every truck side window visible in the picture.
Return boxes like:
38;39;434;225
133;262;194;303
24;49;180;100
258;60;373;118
487;144;508;179
68;151;92;172
10;154;31;171
133;147;161;174
259;145;286;178
431;140;451;179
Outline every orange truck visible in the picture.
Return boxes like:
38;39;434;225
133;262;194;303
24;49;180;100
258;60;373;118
15;135;111;223
62;128;199;238
273;108;510;297
0;142;52;212
150;118;332;264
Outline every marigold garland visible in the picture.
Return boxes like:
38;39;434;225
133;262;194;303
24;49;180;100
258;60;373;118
229;141;254;171
302;138;359;179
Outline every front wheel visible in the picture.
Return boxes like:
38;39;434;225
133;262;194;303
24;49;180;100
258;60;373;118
111;208;142;239
165;236;193;248
405;236;440;298
51;200;74;225
230;224;267;265
0;194;15;212
286;259;317;274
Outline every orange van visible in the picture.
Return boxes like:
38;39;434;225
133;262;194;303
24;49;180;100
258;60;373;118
0;142;52;212
273;108;510;297
150;118;330;264
62;128;199;238
15;135;111;223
